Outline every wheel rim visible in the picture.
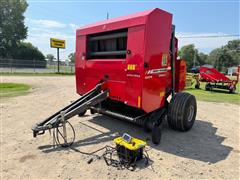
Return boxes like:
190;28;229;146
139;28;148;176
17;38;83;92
187;105;194;122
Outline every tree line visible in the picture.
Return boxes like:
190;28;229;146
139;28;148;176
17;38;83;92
65;39;239;73
0;0;46;68
179;39;240;72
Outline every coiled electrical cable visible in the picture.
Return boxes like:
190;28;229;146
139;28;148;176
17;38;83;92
51;120;149;170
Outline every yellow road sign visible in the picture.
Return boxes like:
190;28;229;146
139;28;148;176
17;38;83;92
50;38;65;49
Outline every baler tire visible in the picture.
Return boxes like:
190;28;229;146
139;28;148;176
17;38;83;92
205;84;211;91
90;108;95;114
144;122;151;132
78;110;87;117
143;116;153;132
229;87;236;94
209;85;213;91
167;92;197;132
195;83;200;89
151;126;161;145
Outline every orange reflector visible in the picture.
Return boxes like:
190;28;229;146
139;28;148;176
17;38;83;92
138;96;141;108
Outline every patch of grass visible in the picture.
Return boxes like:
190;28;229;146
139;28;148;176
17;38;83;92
0;83;31;97
0;72;74;76
184;82;240;105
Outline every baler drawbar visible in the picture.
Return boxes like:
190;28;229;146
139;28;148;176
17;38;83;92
32;82;108;138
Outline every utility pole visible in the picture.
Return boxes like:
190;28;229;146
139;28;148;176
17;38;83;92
107;12;109;19
57;48;60;73
193;49;197;68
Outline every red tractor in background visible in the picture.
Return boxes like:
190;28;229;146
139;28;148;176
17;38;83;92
32;8;197;145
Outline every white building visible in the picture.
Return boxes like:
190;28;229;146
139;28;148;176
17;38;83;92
227;66;239;76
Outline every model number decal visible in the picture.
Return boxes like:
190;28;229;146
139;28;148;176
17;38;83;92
127;74;140;78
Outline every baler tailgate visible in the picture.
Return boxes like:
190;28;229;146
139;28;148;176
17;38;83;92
32;83;108;137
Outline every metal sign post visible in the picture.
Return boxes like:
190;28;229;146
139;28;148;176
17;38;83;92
57;48;60;73
50;38;65;73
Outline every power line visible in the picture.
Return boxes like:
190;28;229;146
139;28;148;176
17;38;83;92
177;34;239;38
27;0;239;3
1;33;239;39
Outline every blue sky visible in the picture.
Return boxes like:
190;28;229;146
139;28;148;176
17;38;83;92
25;0;239;60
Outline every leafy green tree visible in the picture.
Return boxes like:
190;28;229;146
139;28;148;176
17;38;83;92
207;48;221;66
198;52;208;66
0;0;28;58
225;40;240;66
13;42;46;68
179;45;207;68
208;48;232;72
178;44;195;70
13;42;45;59
68;52;75;63
208;40;239;72
179;40;239;72
46;54;55;62
218;49;233;72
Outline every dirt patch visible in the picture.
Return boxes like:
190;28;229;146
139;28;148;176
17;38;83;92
19;155;36;163
1;76;239;179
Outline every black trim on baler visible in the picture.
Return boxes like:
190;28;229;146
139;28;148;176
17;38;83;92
88;32;127;41
92;99;148;126
170;25;176;96
87;28;128;59
89;50;126;56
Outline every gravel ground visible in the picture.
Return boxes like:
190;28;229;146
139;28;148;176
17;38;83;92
1;76;239;179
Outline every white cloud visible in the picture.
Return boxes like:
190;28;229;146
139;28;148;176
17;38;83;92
25;18;78;59
69;23;78;30
25;27;75;60
29;19;66;28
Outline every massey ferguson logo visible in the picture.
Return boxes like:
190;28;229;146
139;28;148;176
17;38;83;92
146;68;167;75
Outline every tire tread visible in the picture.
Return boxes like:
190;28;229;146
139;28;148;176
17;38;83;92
167;92;196;131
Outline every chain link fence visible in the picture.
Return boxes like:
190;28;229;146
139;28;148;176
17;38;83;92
0;59;75;74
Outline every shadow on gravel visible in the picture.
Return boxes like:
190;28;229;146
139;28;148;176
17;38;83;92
39;114;233;164
89;115;233;164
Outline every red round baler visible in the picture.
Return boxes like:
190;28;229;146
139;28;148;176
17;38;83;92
33;8;197;145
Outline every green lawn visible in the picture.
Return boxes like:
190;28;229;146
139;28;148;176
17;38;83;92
184;82;240;105
1;75;239;104
0;83;31;97
0;72;74;76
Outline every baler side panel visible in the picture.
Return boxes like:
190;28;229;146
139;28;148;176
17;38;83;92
76;30;127;102
142;9;173;113
76;35;87;95
125;25;145;108
84;60;126;102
